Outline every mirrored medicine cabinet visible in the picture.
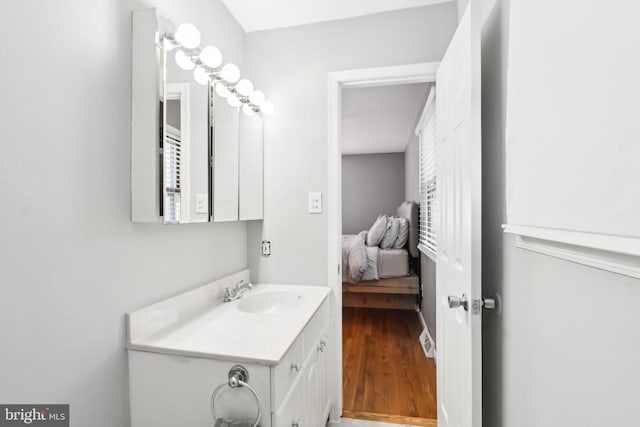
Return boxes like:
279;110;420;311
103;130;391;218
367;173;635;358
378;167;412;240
131;8;263;224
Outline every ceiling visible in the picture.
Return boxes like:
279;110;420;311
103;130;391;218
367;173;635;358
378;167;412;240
221;0;454;32
342;83;432;155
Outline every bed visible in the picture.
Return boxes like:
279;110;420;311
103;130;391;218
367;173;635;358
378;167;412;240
342;201;420;310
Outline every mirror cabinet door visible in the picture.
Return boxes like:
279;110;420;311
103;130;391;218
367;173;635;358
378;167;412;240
162;34;211;224
212;95;240;222
239;114;264;221
131;8;263;224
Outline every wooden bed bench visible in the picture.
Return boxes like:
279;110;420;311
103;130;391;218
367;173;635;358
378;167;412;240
342;275;420;310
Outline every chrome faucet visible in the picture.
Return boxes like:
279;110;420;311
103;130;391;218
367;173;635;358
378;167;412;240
223;280;254;302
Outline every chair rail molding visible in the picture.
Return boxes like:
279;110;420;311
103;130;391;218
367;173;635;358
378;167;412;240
503;224;640;279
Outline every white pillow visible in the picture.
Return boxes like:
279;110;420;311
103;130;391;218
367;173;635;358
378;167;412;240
393;217;409;249
380;217;400;249
367;215;388;247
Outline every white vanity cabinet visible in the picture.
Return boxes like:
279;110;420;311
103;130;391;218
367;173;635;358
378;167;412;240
127;272;332;427
272;301;331;427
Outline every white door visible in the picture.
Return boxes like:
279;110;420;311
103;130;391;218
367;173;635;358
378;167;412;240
435;3;482;427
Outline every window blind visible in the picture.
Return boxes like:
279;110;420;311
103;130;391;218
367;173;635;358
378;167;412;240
164;127;182;224
417;89;437;259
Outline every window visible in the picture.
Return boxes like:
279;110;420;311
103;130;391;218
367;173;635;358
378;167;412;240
417;89;437;259
164;125;182;224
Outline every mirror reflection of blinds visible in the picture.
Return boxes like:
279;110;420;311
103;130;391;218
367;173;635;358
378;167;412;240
418;90;437;258
164;127;181;224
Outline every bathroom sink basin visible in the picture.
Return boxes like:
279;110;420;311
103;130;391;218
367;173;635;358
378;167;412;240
237;291;303;314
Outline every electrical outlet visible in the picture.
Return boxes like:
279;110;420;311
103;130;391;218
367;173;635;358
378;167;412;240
308;192;322;214
195;193;208;214
261;241;271;257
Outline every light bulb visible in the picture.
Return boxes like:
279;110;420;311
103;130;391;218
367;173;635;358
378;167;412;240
193;67;210;85
199;46;222;68
163;37;176;52
242;104;256;117
220;63;240;84
260;100;274;115
227;94;242;108
175;23;201;49
175;50;195;70
235;79;254;97
249;90;265;106
215;83;230;98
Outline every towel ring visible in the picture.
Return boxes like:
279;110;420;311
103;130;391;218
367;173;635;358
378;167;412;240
211;365;261;427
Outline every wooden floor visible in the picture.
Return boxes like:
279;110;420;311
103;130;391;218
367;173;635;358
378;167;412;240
342;307;437;425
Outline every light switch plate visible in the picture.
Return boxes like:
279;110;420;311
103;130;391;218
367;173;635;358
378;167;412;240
195;193;208;214
308;192;322;214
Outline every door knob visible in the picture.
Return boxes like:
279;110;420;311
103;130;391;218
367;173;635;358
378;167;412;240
448;294;469;311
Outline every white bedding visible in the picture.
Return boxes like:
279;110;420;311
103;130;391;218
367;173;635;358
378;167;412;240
343;235;410;282
342;234;379;282
378;248;409;278
361;246;380;281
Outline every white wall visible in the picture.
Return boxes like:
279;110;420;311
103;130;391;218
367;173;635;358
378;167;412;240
481;1;640;426
246;3;459;285
458;0;471;19
0;1;247;426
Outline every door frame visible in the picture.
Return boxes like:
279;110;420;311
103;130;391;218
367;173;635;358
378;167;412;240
327;62;440;421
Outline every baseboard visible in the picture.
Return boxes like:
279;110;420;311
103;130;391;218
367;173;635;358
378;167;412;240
342;410;437;426
416;311;436;360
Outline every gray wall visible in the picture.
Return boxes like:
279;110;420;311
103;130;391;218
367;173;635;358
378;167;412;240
481;1;640;426
341;153;405;235
246;3;459;285
420;254;437;340
166;100;181;130
0;1;247;426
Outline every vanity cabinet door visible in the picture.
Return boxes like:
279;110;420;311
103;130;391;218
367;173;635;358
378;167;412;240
271;335;304;410
304;343;322;427
304;322;331;427
317;324;331;421
272;375;304;427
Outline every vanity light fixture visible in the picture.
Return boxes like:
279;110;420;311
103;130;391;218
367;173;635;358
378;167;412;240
163;22;274;116
193;66;210;85
227;93;243;108
174;23;201;49
174;50;195;70
242;104;256;117
215;82;231;98
199;46;223;68
220;63;241;84
235;79;254;97
248;90;265;106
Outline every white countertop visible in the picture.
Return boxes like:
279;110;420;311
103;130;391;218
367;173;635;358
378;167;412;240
127;275;331;365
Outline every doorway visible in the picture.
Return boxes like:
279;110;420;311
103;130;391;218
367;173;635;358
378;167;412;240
327;63;439;425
